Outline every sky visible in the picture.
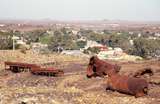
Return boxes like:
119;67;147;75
0;0;160;21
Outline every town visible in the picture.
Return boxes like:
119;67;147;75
0;0;160;103
0;20;160;103
0;20;160;60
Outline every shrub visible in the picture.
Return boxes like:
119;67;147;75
0;31;13;49
129;38;160;58
86;47;100;54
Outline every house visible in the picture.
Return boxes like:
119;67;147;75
46;30;54;35
148;36;157;40
129;32;134;35
31;42;48;53
138;33;142;37
77;36;87;41
93;46;108;51
72;30;78;35
0;24;5;27
155;33;160;37
61;50;88;57
129;39;134;45
84;40;108;51
16;40;26;45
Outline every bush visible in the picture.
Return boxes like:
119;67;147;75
84;47;100;54
129;38;160;58
48;29;79;51
76;41;86;48
39;35;52;44
0;31;13;49
24;30;46;44
109;33;131;51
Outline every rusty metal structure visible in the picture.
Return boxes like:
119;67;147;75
105;70;148;98
86;56;148;97
4;61;64;76
86;56;121;78
5;61;39;72
31;67;64;76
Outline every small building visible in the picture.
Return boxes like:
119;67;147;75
61;50;88;57
77;36;87;41
148;36;157;40
0;24;5;27
16;40;26;45
84;40;108;51
72;30;78;35
155;33;160;37
129;39;134;45
138;33;141;37
93;46;108;51
31;42;48;53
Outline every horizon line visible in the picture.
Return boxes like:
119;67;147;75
0;18;160;23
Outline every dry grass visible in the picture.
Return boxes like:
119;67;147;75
0;50;160;104
0;50;87;70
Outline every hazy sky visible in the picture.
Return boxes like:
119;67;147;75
0;0;160;21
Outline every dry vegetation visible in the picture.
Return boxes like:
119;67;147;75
0;50;160;104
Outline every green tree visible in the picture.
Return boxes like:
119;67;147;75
76;41;86;48
24;29;46;43
86;32;107;42
109;33;131;51
0;31;13;49
84;47;100;54
129;38;160;58
39;34;52;44
48;29;79;51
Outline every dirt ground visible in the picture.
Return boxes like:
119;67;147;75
0;50;160;104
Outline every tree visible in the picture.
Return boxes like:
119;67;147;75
0;31;13;49
86;32;107;42
39;34;52;44
76;41;86;48
83;47;100;54
24;29;46;44
48;29;79;51
129;38;160;58
109;33;131;51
